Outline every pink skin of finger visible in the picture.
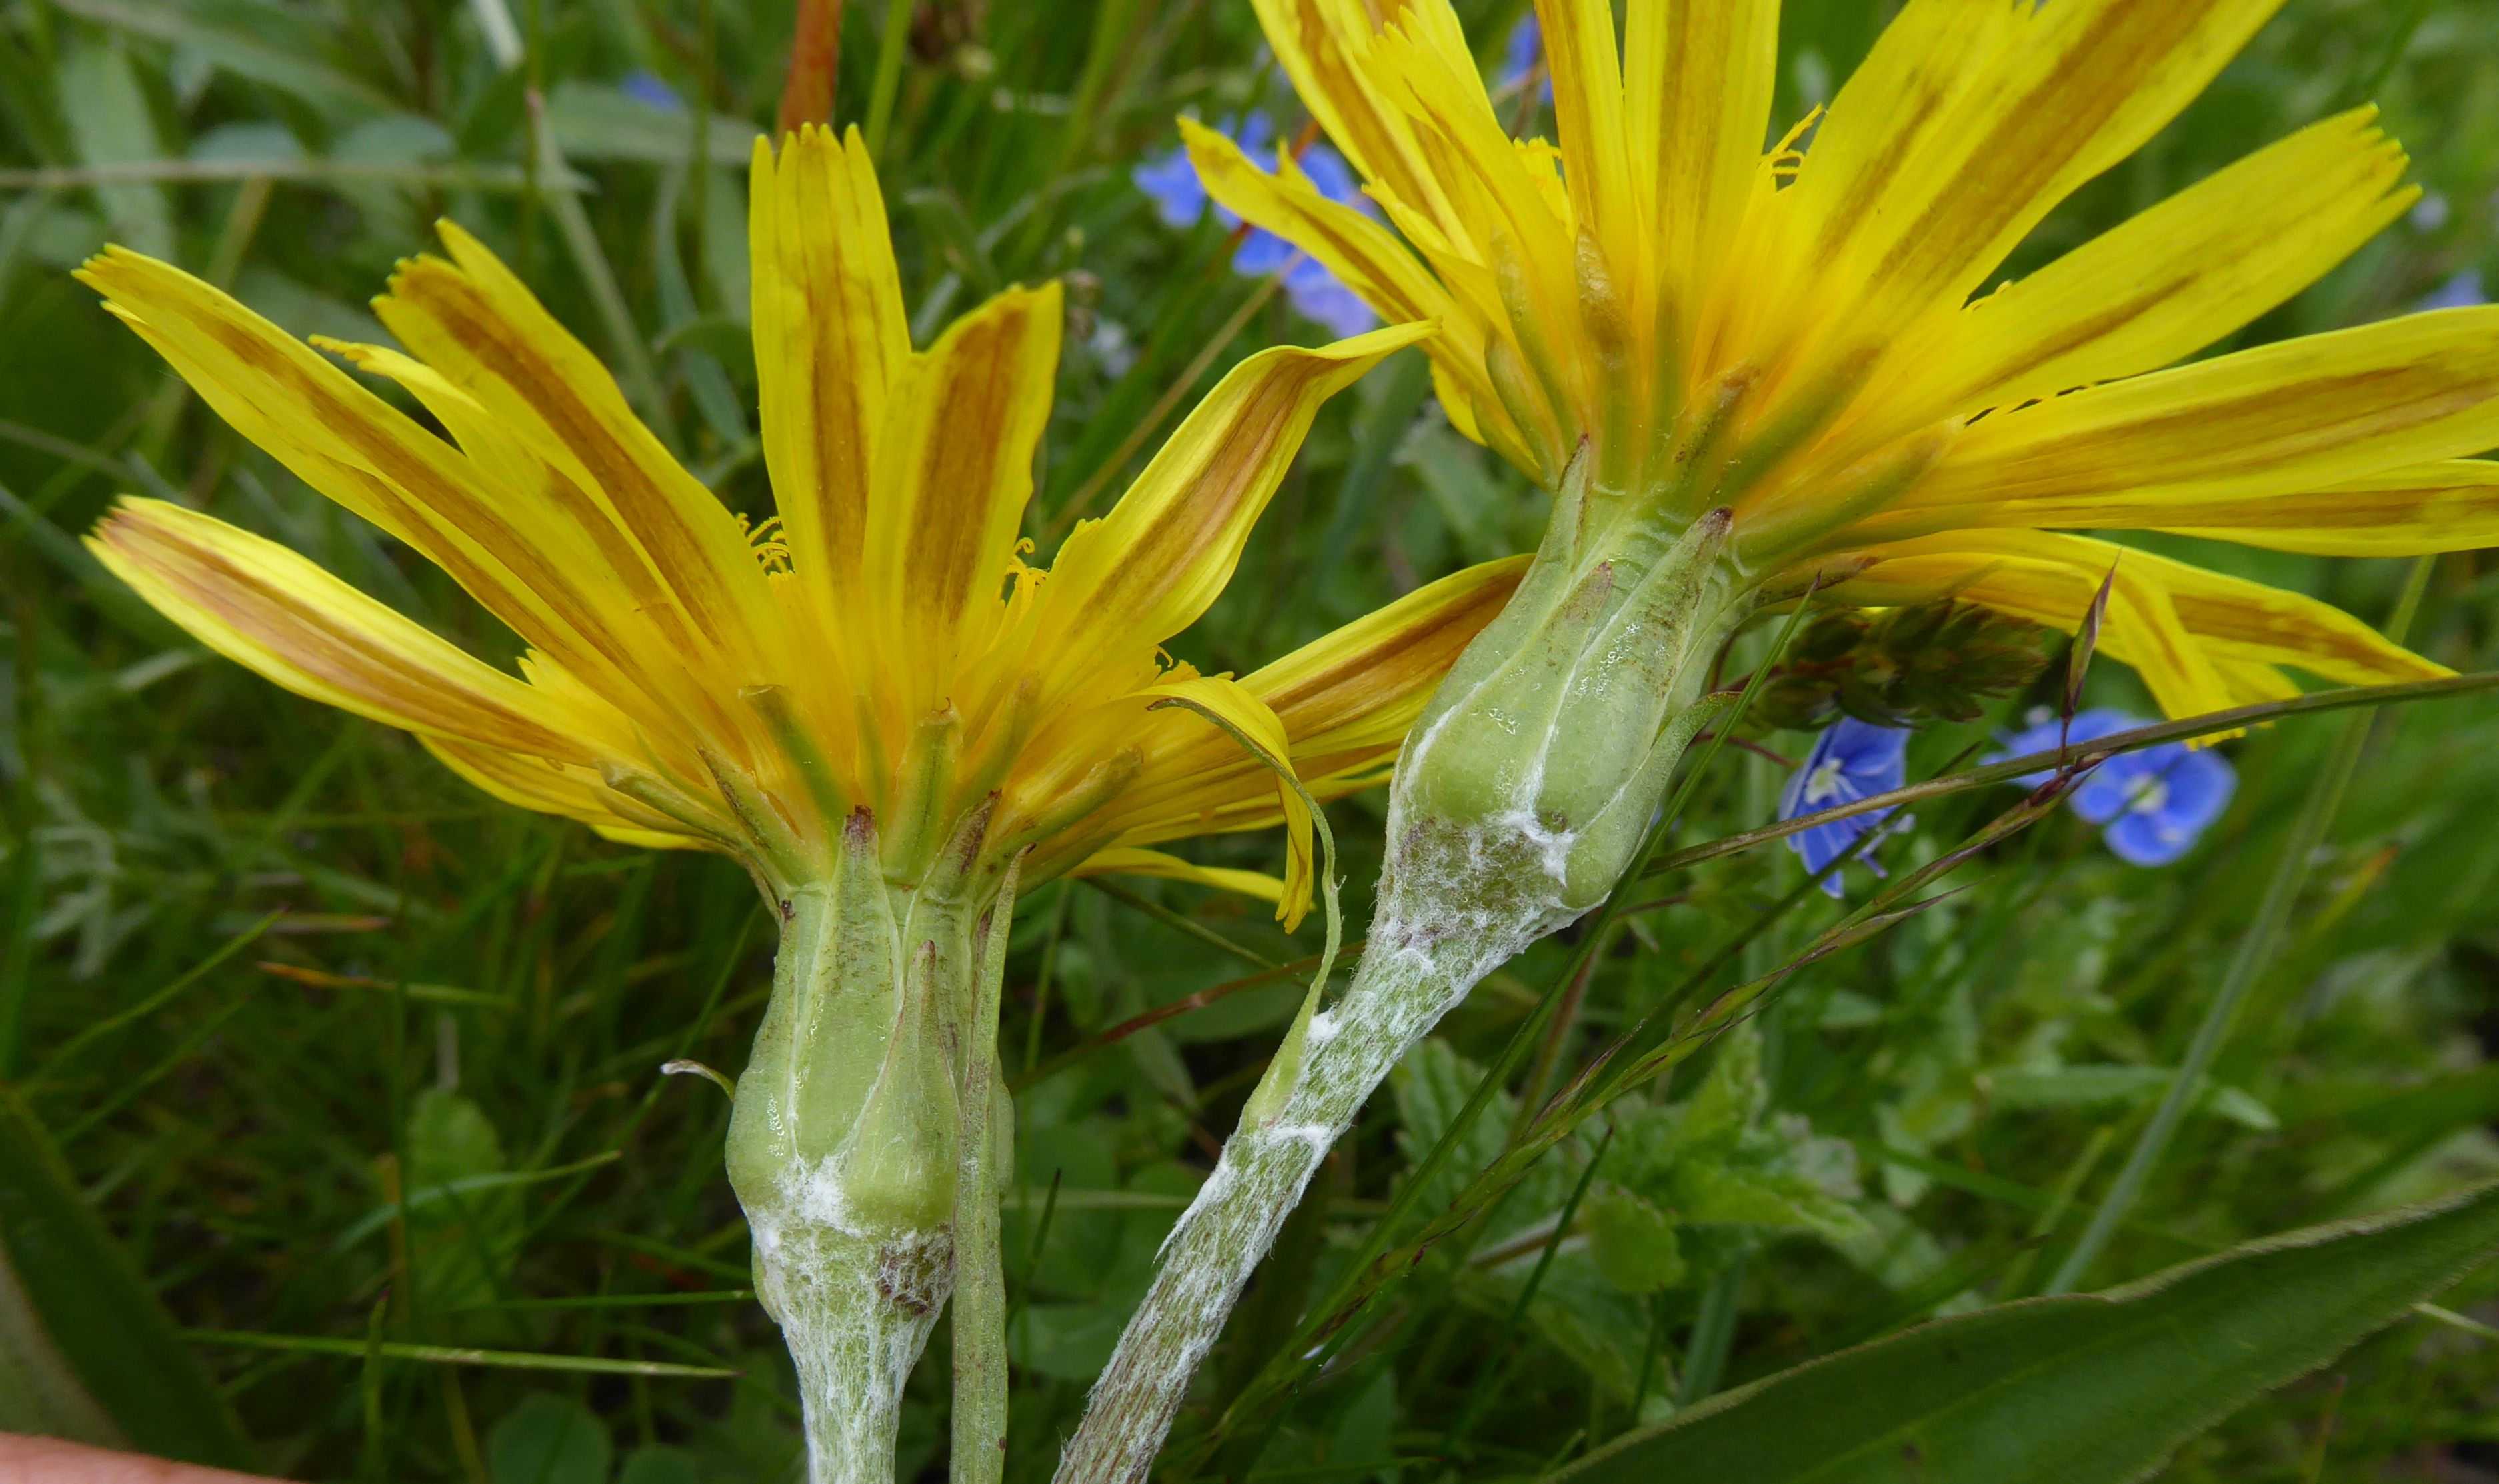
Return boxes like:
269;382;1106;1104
0;1436;279;1484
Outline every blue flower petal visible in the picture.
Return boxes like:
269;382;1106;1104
1781;719;1910;895
1286;263;1379;336
1134;148;1209;229
2420;269;2487;312
2103;809;2200;867
2071;746;2170;825
621;71;683;112
1990;707;2136;787
1233;228;1298;276
1498;15;1554;102
2141;745;2236;835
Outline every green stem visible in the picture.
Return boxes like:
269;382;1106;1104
1053;846;1558;1484
726;811;1017;1484
951;856;1023;1484
732;884;950;1484
2044;557;2435;1295
1059;487;1762;1484
863;0;916;161
1676;1256;1747;1405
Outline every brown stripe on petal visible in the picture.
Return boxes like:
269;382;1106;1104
759;129;900;600
1253;556;1526;751
129;275;641;687
887;291;1053;640
1078;361;1316;631
381;255;765;664
104;511;593;761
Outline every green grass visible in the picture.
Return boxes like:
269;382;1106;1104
6;0;2499;1479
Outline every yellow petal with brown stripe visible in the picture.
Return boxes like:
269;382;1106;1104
1534;0;1643;283
2157;461;2499;555
749;127;913;618
1798;0;2290;333
1817;530;2444;718
71;250;626;699
369;225;779;687
422;735;707;851
867;279;1063;702
1250;555;1531;765
1183;118;1526;462
1075;557;1527;875
1900;107;2413;421
1884;307;2499;535
1181;119;1468;361
87;499;614;761
1247;0;1464;241
1624;0;1779;299
1031;322;1432;691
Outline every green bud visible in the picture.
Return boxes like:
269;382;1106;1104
726;811;904;1199
1396;453;1753;911
726;805;987;1242
840;940;961;1234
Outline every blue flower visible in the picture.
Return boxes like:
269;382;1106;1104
1133;114;1377;335
1994;707;2140;787
1135;115;1270;229
2420;269;2488;312
1283;260;1378;337
621;71;684;113
1992;708;2236;867
1498;15;1552;102
1133;147;1212;230
1780;719;1911;897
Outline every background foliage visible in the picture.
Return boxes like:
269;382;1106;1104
6;0;2499;1479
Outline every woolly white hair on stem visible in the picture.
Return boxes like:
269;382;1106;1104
1057;470;1752;1483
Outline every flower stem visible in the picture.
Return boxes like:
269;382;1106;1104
1059;479;1750;1483
951;855;1023;1484
727;810;1019;1484
733;877;956;1484
1053;819;1573;1484
755;1222;949;1484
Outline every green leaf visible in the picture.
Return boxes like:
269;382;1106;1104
1551;1180;2499;1484
0;1093;253;1468
546;83;755;165
404;1089;523;1330
1585;1187;1686;1293
489;1393;611;1484
0;1243;122;1443
653;315;758;381
615;1445;699;1484
51;0;398;116
56;36;171;259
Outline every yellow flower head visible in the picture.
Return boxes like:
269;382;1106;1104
82;126;1524;924
1194;0;2499;719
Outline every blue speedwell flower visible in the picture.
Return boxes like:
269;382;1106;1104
1498;15;1553;103
1780;718;1911;897
1133;114;1378;337
1994;709;2238;867
621;71;683;111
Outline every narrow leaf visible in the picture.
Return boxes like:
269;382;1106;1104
1552;1181;2499;1484
2065;560;2118;719
0;1094;254;1467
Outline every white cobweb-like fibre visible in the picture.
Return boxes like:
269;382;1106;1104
749;1163;955;1484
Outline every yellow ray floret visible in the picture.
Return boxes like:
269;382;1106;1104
1202;0;2499;722
82;124;1507;927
